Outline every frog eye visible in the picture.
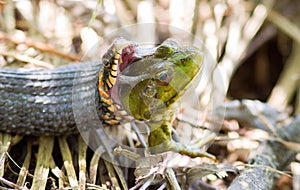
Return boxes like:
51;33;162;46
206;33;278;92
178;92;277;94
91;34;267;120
155;39;179;58
155;46;174;58
155;69;173;86
143;86;157;98
143;111;151;120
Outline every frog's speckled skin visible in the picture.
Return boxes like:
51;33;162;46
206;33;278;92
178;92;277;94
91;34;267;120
118;39;216;160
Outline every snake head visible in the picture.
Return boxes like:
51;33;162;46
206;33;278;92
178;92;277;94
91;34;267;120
118;45;152;72
101;38;154;91
117;38;203;121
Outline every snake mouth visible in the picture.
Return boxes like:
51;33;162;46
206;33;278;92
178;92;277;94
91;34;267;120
118;45;157;72
109;45;156;106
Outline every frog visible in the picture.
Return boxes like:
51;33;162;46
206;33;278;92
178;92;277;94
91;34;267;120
105;38;216;161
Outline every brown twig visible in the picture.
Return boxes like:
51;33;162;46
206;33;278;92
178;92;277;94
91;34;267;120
0;50;54;68
0;177;24;189
267;44;300;111
296;86;300;114
266;10;300;111
31;136;54;189
228;116;300;190
267;9;300;44
103;159;121;190
58;137;78;188
216;0;274;92
78;136;87;190
0;31;81;62
16;141;32;187
191;0;200;42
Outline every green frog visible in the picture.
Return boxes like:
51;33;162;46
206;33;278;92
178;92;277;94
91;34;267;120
107;38;216;161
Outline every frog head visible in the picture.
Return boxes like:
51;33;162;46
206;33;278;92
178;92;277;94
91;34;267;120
115;39;203;121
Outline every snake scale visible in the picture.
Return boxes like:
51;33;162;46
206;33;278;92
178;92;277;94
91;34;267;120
0;38;144;136
0;62;103;135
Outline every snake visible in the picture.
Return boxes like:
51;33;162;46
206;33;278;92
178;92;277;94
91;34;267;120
0;38;136;135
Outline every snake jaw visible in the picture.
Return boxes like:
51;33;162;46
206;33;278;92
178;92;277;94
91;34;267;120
105;43;156;107
119;45;156;72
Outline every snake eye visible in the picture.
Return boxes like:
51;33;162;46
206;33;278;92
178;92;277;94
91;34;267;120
155;69;173;86
155;46;175;58
102;58;110;67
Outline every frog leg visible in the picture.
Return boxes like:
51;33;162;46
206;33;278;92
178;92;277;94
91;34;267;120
147;121;216;161
183;130;217;150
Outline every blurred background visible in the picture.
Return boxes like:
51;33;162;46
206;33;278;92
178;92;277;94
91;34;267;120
0;0;299;189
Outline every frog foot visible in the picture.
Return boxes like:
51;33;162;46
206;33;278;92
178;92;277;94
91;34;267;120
147;121;217;161
169;141;217;161
149;140;217;162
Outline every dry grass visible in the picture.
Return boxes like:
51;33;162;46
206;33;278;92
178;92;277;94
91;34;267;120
0;0;299;189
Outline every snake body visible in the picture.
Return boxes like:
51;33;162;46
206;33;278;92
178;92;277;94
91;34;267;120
0;62;104;135
0;38;146;136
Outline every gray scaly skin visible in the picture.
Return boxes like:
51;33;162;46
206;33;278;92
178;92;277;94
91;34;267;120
0;38;150;136
0;62;101;135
